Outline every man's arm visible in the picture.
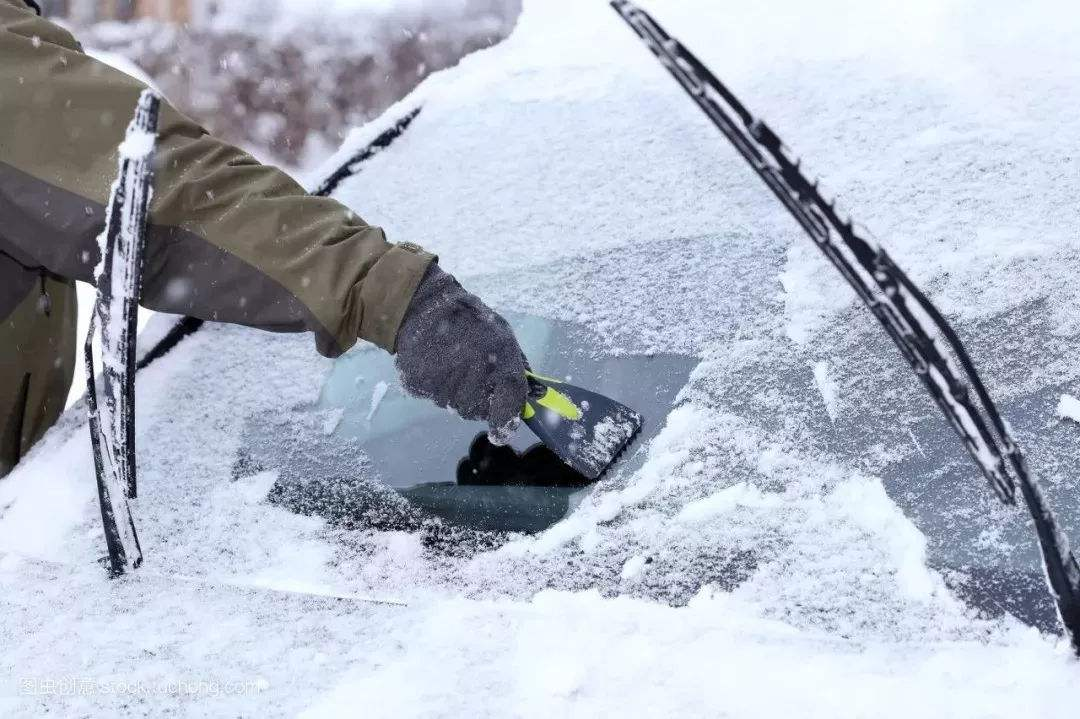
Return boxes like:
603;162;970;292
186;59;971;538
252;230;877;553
0;0;433;356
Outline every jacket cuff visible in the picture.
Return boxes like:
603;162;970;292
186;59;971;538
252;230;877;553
358;241;436;352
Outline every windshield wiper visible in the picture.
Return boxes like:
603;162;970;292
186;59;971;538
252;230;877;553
86;89;160;576
612;0;1080;651
311;105;422;198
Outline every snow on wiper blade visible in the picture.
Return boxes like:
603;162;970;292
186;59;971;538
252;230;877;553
311;105;422;198
612;0;1080;653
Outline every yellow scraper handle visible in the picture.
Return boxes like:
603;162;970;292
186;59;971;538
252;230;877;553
523;372;583;421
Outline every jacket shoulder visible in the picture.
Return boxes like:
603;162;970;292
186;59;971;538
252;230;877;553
1;0;82;52
1;0;39;17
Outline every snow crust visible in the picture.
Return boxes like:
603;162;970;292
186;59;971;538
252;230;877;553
6;0;1080;715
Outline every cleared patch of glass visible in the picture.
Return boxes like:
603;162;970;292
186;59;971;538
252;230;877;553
241;313;694;534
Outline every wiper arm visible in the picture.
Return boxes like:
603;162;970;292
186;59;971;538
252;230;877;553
611;0;1080;652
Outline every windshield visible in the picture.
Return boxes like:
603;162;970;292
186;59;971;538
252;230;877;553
8;6;1080;701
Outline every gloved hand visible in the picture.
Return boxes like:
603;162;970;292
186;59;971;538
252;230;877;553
394;264;529;444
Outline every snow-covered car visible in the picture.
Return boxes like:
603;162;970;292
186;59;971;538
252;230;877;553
3;1;1080;716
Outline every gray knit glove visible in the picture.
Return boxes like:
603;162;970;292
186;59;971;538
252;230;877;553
394;264;529;444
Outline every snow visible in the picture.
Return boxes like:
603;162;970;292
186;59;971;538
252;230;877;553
676;482;780;524
6;0;1080;715
813;359;840;422
620;554;647;581
320;407;346;436
300;590;1075;719
0;428;93;561
571;410;639;478
365;380;391;422
116;128;156;160
1056;394;1080;424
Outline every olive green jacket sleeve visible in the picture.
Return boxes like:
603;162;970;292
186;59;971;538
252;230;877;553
0;0;434;356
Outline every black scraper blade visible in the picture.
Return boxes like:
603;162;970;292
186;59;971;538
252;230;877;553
522;374;643;481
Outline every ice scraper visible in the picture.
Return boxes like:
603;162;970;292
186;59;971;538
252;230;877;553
521;372;642;480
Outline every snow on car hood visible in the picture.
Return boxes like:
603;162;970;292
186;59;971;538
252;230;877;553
5;0;1080;715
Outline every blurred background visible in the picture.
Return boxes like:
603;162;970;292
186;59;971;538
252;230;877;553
40;0;522;169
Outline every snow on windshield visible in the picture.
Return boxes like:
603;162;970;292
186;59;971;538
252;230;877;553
4;0;1080;715
319;0;1080;626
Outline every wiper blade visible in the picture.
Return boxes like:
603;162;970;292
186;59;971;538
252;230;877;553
611;0;1080;651
86;89;160;576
